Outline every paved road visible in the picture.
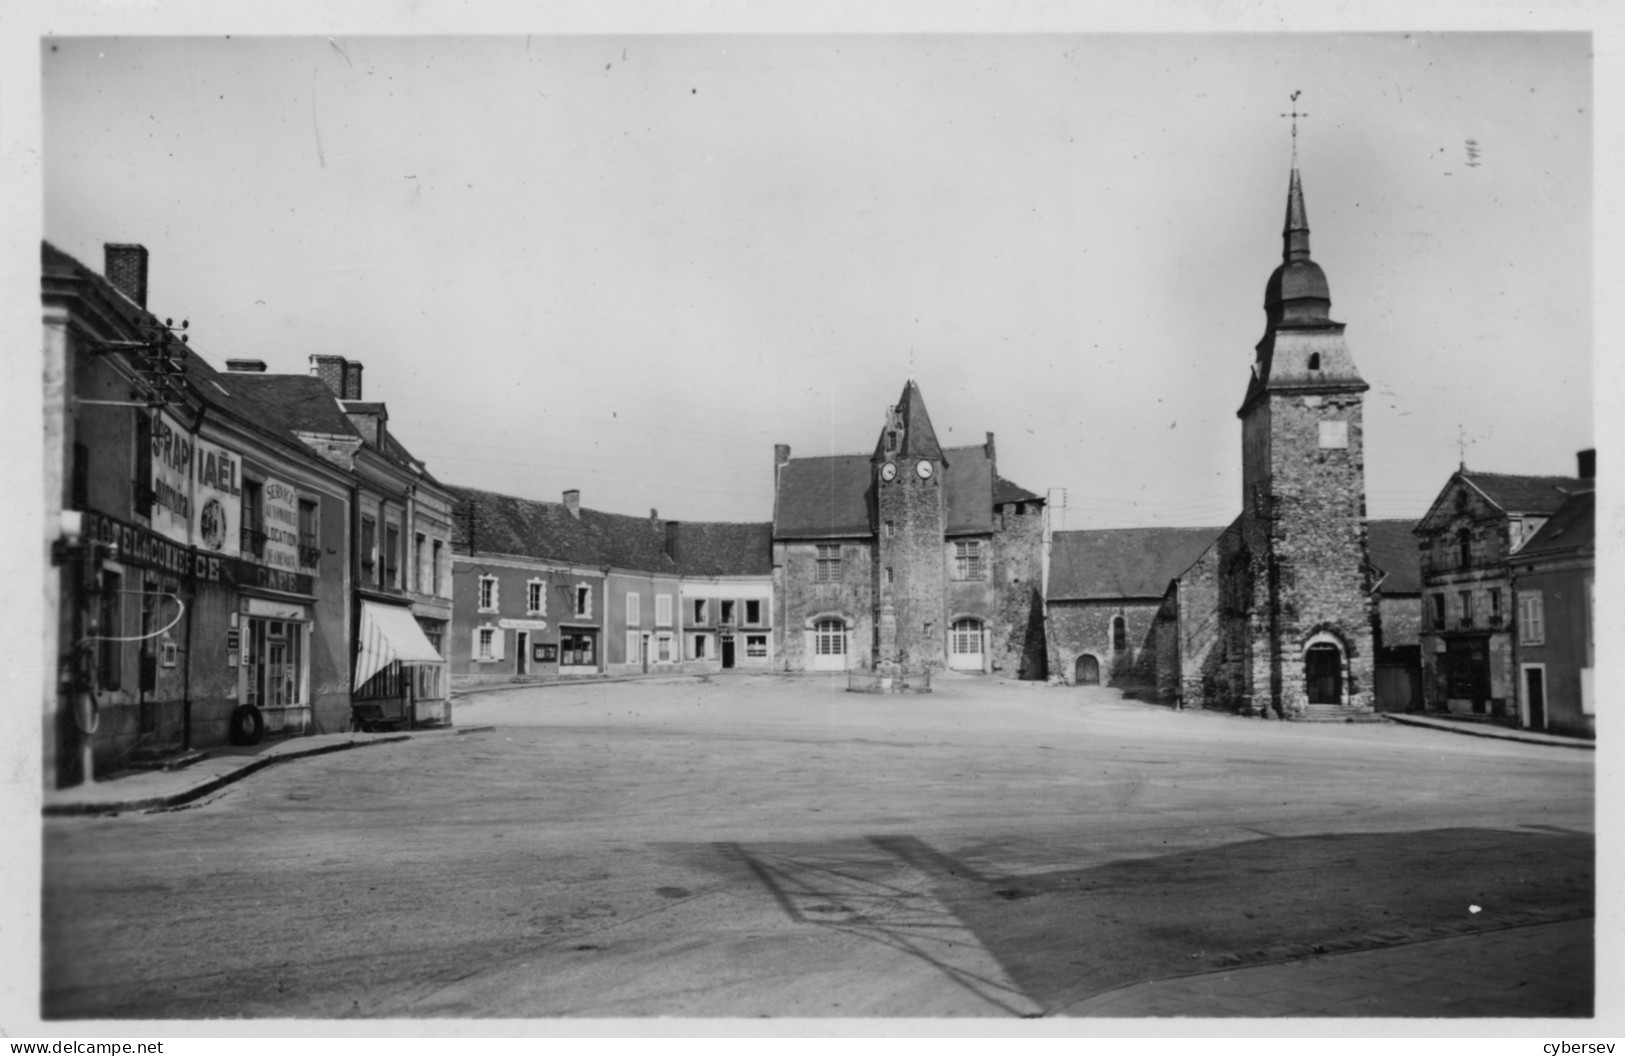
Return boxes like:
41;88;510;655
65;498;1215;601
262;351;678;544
42;675;1594;1019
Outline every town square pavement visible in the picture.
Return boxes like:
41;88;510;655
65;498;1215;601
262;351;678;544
41;673;1596;1023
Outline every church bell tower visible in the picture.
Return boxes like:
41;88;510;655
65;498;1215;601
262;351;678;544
1235;168;1376;717
874;380;948;671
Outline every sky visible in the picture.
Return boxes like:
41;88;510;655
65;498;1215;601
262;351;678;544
34;27;1597;531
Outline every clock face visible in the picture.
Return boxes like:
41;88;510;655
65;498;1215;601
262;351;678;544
916;459;934;480
881;461;897;482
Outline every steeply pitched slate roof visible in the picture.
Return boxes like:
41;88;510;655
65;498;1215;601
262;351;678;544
448;484;682;574
872;380;946;463
773;454;875;538
220;373;361;438
1365;518;1422;594
1461;472;1583;515
992;475;1042;506
1048;526;1227;601
669;521;774;576
941;444;992;534
1517;490;1594;559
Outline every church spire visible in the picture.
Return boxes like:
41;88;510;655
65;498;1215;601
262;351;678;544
1283;167;1312;264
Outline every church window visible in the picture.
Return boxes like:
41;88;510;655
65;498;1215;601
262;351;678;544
1111;615;1127;652
954;541;983;580
814;619;845;655
815;544;841;583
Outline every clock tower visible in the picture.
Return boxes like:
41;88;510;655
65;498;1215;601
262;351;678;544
873;380;948;671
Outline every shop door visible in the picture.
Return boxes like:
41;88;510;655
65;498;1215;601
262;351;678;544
1075;655;1099;685
640;634;650;673
1306;643;1343;704
516;631;529;675
1446;637;1491;713
1524;667;1546;729
721;636;735;668
266;640;289;708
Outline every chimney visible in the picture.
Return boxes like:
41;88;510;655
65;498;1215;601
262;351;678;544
563;489;580;519
226;359;268;373
344;361;364;401
985;431;996;463
650;508;659;522
1578;448;1596;481
104;244;149;308
665;521;680;560
775;444;791;468
310;354;347;396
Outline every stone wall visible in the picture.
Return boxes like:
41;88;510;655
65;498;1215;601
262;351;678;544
775;539;875;671
1047;599;1161;689
990;502;1046;678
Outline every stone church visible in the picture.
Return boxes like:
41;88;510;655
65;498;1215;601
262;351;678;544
771;381;1048;677
1051;166;1418;719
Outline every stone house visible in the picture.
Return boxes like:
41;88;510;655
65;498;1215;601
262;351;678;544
1414;466;1583;720
771;381;1047;676
668;521;776;672
1046;527;1223;690
1508;465;1594;737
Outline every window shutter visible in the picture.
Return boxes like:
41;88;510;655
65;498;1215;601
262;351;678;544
472;627;483;660
492;628;506;660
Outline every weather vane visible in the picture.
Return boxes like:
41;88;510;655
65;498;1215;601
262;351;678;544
1281;90;1308;165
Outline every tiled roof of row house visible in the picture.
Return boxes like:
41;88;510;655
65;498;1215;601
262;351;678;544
222;373;443;484
451;484;773;575
1047;525;1228;601
1517;489;1594;559
1364;518;1423;594
1460;471;1585;515
668;521;774;577
773;444;1039;539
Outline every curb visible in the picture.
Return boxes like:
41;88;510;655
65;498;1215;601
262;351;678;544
1381;713;1594;750
43;734;412;817
451;673;708;700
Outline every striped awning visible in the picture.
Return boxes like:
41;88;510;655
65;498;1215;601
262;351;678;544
355;600;445;690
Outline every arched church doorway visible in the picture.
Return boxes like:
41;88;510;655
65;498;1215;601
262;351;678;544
1305;642;1344;704
1075;654;1100;685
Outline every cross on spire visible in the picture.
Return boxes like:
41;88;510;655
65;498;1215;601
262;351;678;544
1280;90;1308;164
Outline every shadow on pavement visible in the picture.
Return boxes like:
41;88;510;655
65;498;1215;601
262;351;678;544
723;826;1593;1016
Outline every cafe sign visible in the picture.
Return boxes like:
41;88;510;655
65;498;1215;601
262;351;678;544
83;509;313;597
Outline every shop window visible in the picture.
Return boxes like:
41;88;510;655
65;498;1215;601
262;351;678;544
746;635;768;658
815;545;841;583
561;631;596;666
